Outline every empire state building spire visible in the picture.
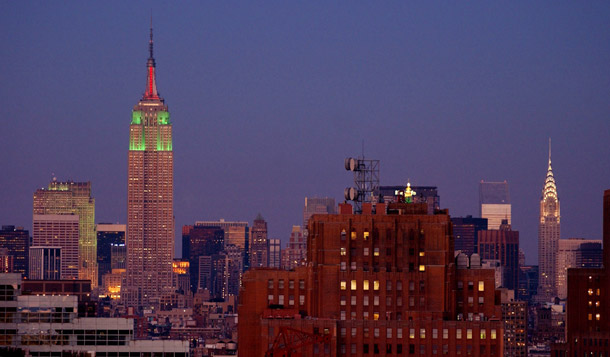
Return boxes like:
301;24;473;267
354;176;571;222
144;24;160;100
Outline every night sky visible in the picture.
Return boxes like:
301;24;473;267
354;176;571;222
2;2;609;264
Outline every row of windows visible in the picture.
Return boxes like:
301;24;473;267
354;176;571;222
340;342;497;355
267;279;305;290
267;294;305;306
339;327;498;340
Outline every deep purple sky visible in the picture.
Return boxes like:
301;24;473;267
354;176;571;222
2;2;609;264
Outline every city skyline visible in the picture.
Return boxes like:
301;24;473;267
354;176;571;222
2;3;610;265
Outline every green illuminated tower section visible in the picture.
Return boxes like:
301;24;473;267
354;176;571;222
125;26;174;309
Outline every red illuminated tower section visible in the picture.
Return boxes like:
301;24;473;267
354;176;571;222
124;27;174;309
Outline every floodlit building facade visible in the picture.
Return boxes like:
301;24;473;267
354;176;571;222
479;181;511;230
538;147;560;301
124;28;175;309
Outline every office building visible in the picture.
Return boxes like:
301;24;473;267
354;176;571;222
378;185;440;215
0;273;189;356
518;265;538;302
268;238;281;268
124;27;174;309
552;190;610;356
29;246;61;280
33;180;97;286
478;220;520;291
303;197;336;230
0;225;29;276
184;225;224;292
479;181;511;230
538;147;560;301
96;224;126;285
32;214;79;280
452;216;488;256
194;220;249;270
250;213;269;268
556;238;602;299
239;199;504;356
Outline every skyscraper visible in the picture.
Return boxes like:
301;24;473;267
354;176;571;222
302;197;336;229
478;219;520;291
250;213;269;268
537;143;560;300
451;216;488;256
479;181;511;230
33;180;96;285
96;224;126;286
124;27;174;308
29;246;62;280
556;238;602;299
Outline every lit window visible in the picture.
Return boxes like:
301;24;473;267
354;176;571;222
373;312;379;320
588;313;593;320
374;280;380;290
374;248;380;256
597;289;601;296
364;231;369;240
588;289;594;296
419;251;425;257
419;265;425;272
596;301;600;307
351;280;357;290
420;328;426;339
364;280;370;290
478;281;484;292
351;232;357;240
341;230;346;241
410;328;415;339
340;247;346;256
466;329;472;339
596;314;601;321
491;329;497;339
340;281;346;290
480;329;486;339
456;329;462;339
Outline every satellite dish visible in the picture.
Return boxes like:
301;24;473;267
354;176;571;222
344;187;359;201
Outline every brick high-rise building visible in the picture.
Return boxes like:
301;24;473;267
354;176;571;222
552;190;610;356
33;180;96;286
124;27;174;309
250;213;269;268
538;144;560;301
478;220;520;291
0;225;29;276
239;200;505;356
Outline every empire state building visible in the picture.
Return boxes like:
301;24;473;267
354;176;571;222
124;27;174;308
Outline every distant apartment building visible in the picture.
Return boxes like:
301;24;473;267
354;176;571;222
33;180;97;286
479;180;511;230
452;216;488;256
32;214;79;280
500;289;527;356
0;225;29;276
